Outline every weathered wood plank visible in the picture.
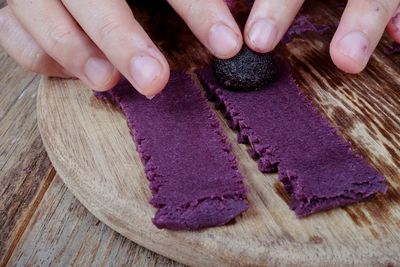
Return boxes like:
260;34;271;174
0;49;55;265
0;48;180;265
8;176;182;267
0;47;182;265
0;50;37;122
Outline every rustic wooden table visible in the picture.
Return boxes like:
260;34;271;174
0;47;183;267
0;3;181;266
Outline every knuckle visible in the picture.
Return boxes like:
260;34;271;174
47;23;74;55
97;15;122;43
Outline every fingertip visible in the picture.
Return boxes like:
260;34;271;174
216;37;243;59
167;0;242;60
128;53;170;96
329;0;399;74
140;65;170;97
244;18;277;53
89;70;121;92
208;22;243;59
244;37;275;54
329;41;366;74
329;29;372;74
244;41;275;54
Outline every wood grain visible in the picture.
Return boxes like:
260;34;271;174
0;51;37;121
8;175;182;267
0;47;181;265
0;49;55;265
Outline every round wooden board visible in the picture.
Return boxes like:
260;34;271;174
37;76;400;266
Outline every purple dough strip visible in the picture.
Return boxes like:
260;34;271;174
97;72;248;230
197;58;387;217
282;15;330;44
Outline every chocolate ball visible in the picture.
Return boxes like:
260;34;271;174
212;46;276;91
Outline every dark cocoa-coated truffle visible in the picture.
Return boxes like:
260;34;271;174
212;46;276;91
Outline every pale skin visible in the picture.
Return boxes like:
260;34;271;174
0;0;400;97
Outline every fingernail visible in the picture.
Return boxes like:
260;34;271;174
248;19;277;52
130;54;163;93
209;23;240;58
338;31;369;65
146;95;155;100
84;57;114;86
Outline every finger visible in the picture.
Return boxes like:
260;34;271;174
61;0;170;97
167;0;242;59
8;0;120;91
386;5;400;43
330;0;400;74
0;6;69;77
244;0;305;53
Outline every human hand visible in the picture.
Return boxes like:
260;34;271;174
243;0;400;73
0;0;242;96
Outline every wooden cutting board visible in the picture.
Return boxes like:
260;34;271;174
37;1;400;266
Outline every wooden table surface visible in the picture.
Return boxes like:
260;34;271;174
0;47;183;267
0;3;181;266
